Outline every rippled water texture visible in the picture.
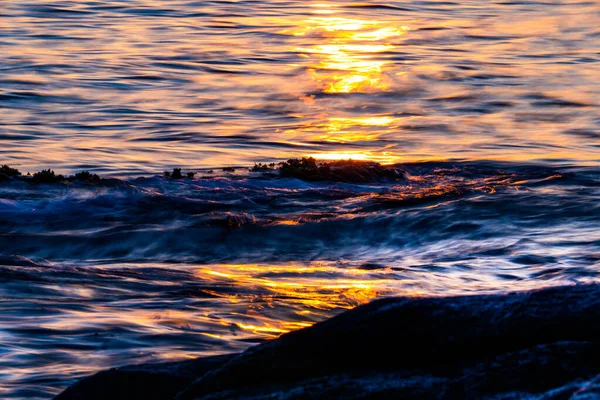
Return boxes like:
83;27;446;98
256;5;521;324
1;1;600;399
1;0;599;173
1;162;599;399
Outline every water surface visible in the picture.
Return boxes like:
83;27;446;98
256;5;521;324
0;1;599;399
1;0;598;173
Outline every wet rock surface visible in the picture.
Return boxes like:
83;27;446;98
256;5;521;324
54;355;235;400
55;284;600;400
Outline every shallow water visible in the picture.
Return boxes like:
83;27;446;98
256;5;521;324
0;1;600;399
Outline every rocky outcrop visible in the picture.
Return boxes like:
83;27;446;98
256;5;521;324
55;284;600;400
278;158;405;183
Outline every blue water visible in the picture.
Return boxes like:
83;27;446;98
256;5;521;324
1;162;599;399
0;1;599;399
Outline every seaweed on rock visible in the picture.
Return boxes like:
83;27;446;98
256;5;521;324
250;163;275;172
0;164;127;187
0;160;404;185
278;158;405;183
31;169;65;184
164;168;193;179
0;164;21;177
171;168;183;179
72;171;101;183
0;165;21;182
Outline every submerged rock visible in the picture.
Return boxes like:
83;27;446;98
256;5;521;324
55;284;600;400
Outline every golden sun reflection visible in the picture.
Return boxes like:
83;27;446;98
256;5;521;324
195;263;399;336
317;116;399;142
281;7;409;162
289;15;408;94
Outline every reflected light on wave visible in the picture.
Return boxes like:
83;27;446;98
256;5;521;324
283;7;409;161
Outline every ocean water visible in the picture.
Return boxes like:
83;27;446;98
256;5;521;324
0;1;599;399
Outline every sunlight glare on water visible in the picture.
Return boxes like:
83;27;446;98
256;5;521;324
0;0;598;173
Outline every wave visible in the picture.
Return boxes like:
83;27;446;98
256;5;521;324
1;160;599;399
0;161;596;265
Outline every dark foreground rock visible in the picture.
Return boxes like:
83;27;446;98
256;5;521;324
55;355;234;400
55;284;600;400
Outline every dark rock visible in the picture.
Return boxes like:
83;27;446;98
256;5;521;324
71;171;101;183
31;169;65;184
55;285;600;400
176;284;600;399
177;341;600;399
0;165;22;182
171;168;183;179
250;163;275;172
0;164;21;177
0;165;126;186
164;168;187;179
54;355;234;400
279;158;405;183
278;157;318;179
